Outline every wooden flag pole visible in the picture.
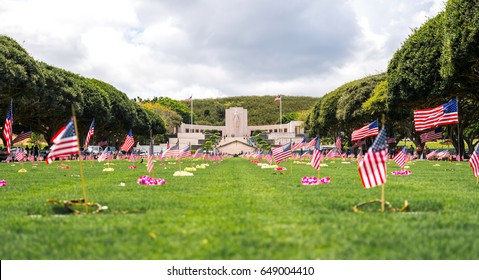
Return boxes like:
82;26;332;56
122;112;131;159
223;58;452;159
381;184;385;212
72;108;88;213
381;114;386;213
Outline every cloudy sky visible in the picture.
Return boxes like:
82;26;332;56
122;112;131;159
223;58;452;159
1;0;444;100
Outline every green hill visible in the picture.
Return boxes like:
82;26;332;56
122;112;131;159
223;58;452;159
187;95;319;126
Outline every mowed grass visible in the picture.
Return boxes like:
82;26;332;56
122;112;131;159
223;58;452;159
0;157;478;260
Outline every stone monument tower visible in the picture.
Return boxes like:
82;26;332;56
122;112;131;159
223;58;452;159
225;107;248;137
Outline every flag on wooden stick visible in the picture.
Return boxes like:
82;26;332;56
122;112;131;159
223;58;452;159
310;137;322;171
2;102;12;154
46;118;79;164
12;129;31;144
393;146;408;170
469;144;479;177
352;120;379;142
84;119;95;149
358;128;388;189
414;99;459;132
120;129;134;152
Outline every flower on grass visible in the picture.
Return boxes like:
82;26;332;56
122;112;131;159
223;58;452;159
391;170;412;176
137;176;166;185
0;180;6;187
128;166;137;169
301;176;331;185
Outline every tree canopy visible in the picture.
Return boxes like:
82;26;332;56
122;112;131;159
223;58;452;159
0;35;165;147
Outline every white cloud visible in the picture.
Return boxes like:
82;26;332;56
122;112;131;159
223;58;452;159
0;0;444;100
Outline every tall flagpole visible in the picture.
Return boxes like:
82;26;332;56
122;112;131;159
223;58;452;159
280;96;282;132
190;96;193;133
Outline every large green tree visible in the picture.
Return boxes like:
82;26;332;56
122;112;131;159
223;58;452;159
0;35;165;147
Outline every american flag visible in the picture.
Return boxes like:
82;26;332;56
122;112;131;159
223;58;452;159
177;144;191;159
414;99;459;132
420;127;443;143
352;120;379;142
335;135;342;155
83;119;95;149
304;137;316;149
12;129;31;144
292;138;306;150
352;139;366;149
15;149;26;162
426;149;438;160
272;142;292;164
469;145;479;177
129;152;136;162
437;150;450;160
325;148;339;159
2;103;12;154
274;95;281;102
358;128;388;189
184;95;192;102
193;148;203;158
120;129;134;152
162;140;179;158
393;146;408;169
97;147;110;162
46;118;79;164
310;137;322;171
147;137;154;173
265;150;273;164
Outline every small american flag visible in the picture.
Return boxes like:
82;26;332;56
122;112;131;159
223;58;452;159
393;146;408;169
272;142;292;164
358;128;388;189
184;95;192;102
177;144;191;159
335;135;342;155
304;137;316;149
97;147;109;162
2;103;12;154
12;129;32;144
352;120;379;142
120;129;134;152
414;99;459;132
46;118;79;164
193;148;203;158
15;149;26;162
292;138;306;150
420;127;443;143
310;137;322;171
162;141;180;159
265;150;273;164
426;150;438;160
469;144;479;177
147;137;154;173
129;152;136;162
274;95;281;102
83;119;95;149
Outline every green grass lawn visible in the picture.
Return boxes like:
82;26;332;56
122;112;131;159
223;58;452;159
0;157;478;260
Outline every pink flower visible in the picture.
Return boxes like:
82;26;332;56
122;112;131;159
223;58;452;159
301;176;331;185
391;170;411;176
128;166;137;169
137;176;166;185
0;180;6;187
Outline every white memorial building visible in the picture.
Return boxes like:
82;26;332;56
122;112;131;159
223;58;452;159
169;107;306;154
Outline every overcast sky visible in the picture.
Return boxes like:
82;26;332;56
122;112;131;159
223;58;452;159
1;0;444;100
